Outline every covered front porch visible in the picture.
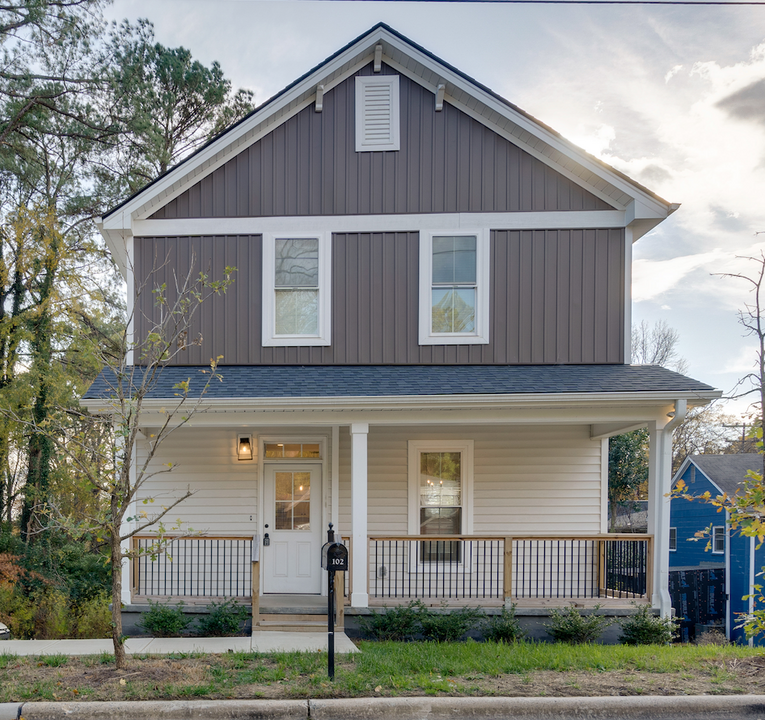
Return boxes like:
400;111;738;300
85;365;719;632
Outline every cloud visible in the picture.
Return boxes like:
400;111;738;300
716;77;765;126
632;249;730;302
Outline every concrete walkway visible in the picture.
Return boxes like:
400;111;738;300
1;696;764;720
0;631;358;656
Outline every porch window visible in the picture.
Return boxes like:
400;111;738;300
408;440;474;562
418;230;490;345
262;233;331;346
265;442;321;459
712;526;725;554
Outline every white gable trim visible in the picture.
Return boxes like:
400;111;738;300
101;25;673;236
670;456;726;497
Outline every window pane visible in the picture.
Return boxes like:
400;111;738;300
432;288;475;333
302;443;321;458
275;501;292;530
275;289;319;335
275;238;319;287
420;507;461;535
293;472;311;499
275;472;293;502
265;443;284;458
432;236;476;284
420;452;461;506
284;443;302;458
293;501;311;530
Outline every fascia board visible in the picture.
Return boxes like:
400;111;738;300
379;31;672;218
102;33;386;229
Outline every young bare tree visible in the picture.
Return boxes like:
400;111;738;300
631;319;689;374
13;257;234;668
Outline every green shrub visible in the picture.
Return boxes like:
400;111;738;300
358;600;424;641
0;584;34;639
196;600;249;636
75;592;112;639
619;604;678;645
418;604;485;642
482;605;524;643
137;600;193;637
546;604;613;644
34;590;74;639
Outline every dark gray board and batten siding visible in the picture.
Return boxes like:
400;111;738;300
134;229;624;366
150;65;615;219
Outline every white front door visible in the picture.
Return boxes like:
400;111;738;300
263;464;322;594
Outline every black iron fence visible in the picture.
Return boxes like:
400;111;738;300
368;535;652;603
132;536;253;598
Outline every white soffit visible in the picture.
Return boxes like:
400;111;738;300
101;25;672;234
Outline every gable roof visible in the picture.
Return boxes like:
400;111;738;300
685;454;762;497
98;23;677;272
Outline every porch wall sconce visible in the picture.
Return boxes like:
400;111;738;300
238;434;253;461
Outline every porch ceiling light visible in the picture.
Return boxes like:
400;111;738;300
238;435;253;461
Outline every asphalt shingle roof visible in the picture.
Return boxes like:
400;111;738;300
690;454;763;496
83;364;716;401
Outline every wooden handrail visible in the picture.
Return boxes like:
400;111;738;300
132;535;254;541
368;534;652;542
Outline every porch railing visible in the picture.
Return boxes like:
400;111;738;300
132;535;253;599
368;535;652;603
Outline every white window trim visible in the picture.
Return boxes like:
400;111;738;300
712;525;725;554
355;75;400;152
419;229;490;345
407;439;474;537
262;232;331;347
669;527;677;552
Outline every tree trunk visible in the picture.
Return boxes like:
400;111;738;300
609;500;618;533
111;532;128;670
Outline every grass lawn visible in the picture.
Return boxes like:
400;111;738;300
0;641;762;702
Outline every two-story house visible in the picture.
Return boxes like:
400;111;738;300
85;23;719;632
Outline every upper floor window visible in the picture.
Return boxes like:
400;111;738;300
669;527;677;552
355;75;400;152
262;233;331;346
712;526;725;554
418;230;490;345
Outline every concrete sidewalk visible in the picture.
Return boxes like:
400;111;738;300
0;631;358;656
1;696;764;720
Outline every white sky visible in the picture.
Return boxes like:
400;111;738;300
107;0;765;418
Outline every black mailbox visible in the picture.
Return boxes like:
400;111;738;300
321;542;348;572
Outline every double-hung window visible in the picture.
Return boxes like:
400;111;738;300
712;526;725;554
408;440;473;563
262;233;331;346
419;230;490;345
669;527;677;552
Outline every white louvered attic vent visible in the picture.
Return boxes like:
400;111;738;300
355;75;400;152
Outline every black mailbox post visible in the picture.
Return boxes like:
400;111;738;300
321;523;348;679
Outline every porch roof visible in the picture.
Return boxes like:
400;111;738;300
83;363;716;401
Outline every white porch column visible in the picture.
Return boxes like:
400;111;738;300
647;400;686;618
118;430;136;606
350;422;369;608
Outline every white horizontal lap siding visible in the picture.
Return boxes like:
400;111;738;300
338;425;603;538
135;427;257;537
474;426;602;535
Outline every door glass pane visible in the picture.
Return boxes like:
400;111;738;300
272;471;311;531
275;289;319;335
275;238;319;287
265;443;284;458
275;501;292;530
284;443;302;458
302;443;321;457
275;472;292;501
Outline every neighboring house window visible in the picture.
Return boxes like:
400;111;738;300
712;526;725;554
408;440;474;561
669;527;677;552
418;230;490;345
355;75;400;152
262;233;331;346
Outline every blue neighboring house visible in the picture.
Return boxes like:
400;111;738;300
670;454;764;646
